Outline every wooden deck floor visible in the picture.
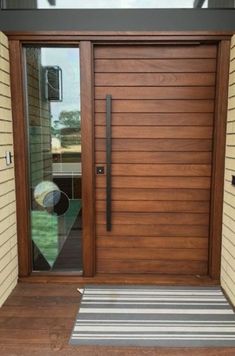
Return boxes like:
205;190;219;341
0;283;235;356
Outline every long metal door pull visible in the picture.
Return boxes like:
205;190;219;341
106;95;112;231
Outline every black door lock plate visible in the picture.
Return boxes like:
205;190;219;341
96;166;105;175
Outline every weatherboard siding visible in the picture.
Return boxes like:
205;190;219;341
0;32;18;307
221;34;235;306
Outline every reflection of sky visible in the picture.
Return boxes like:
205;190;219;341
38;0;204;8
41;48;80;123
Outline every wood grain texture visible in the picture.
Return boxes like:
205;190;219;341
96;188;211;201
94;45;217;59
96;221;208;237
9;40;31;278
95;99;214;113
95;73;216;86
96;236;208;248
96;212;209;225
95;59;216;73
96;224;209;237
6;31;233;40
95;86;215;99
96;259;208;275
95;113;214;126
80;41;95;277
20;275;220;286
95;126;213;139
209;40;231;280
95;138;213;152
95;152;212;164
101;164;212;176
96;176;211;189
97;248;208;261
3;282;235;355
94;43;218;276
9;34;229;284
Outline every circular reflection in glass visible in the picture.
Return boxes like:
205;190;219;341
34;181;61;208
53;191;70;216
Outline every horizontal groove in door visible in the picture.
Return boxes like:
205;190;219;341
96;260;208;275
99;164;212;177
96;225;208;237
95;152;212;164
95;138;213;152
96;176;211;189
96;224;209;236
96;212;209;225
95;113;214;126
96;248;208;261
95;73;216;86
95;59;216;73
96;236;208;249
94;45;217;59
95;126;213;139
96;200;210;213
96;188;211;201
95;99;214;113
95;86;215;99
94;43;217;276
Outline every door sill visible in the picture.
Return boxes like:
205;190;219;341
19;274;220;286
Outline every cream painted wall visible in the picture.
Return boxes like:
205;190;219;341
0;32;18;307
221;35;235;306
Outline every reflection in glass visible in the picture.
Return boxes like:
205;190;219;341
24;46;82;272
2;0;235;9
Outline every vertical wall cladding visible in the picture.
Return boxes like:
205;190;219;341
0;32;18;307
221;35;235;306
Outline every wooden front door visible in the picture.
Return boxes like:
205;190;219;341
94;44;217;276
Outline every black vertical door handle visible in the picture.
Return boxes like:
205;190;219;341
106;95;112;231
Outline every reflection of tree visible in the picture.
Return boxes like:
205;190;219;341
51;110;81;151
57;110;81;148
59;110;81;129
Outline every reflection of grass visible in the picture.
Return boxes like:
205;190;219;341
31;211;58;266
31;199;82;267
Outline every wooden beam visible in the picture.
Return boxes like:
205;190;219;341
80;41;95;277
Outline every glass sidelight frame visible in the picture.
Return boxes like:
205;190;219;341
23;45;83;273
9;39;95;278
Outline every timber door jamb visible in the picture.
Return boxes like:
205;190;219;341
209;39;231;280
7;32;231;283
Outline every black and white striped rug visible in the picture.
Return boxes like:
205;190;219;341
70;285;235;347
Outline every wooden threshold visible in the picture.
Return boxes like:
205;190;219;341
19;274;220;286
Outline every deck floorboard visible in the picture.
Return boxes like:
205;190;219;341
0;283;235;355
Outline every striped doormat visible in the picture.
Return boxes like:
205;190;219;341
70;285;235;347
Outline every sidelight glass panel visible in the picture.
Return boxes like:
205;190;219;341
24;46;82;272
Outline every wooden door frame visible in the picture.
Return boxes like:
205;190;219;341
9;38;95;278
7;31;231;284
